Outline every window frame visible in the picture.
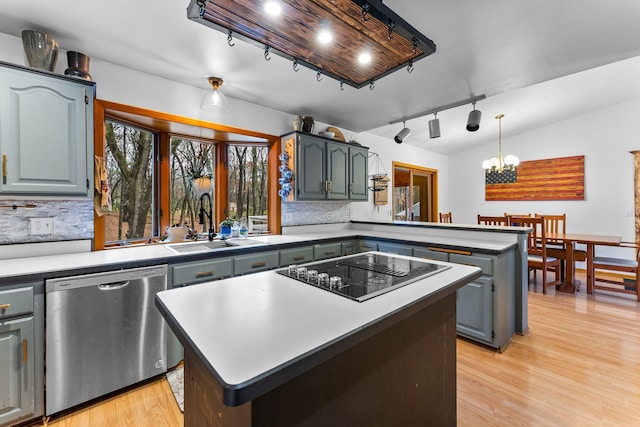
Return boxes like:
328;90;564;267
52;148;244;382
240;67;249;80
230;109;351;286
94;99;280;250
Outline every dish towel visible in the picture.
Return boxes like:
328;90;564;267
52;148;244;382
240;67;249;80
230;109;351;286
94;155;112;216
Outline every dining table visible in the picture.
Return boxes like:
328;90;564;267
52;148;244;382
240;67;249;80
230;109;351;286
545;232;622;293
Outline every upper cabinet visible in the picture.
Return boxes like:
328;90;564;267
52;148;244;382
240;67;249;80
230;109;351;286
282;132;368;201
0;62;95;196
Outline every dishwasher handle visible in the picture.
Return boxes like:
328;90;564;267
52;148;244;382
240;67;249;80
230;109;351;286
98;281;130;290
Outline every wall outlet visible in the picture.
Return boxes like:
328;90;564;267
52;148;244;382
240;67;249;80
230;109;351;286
30;217;54;235
327;211;333;220
345;208;351;219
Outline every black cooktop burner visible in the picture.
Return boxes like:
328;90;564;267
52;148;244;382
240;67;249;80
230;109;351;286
276;252;450;302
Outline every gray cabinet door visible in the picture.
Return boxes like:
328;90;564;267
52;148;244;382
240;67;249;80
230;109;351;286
0;316;35;426
296;135;326;200
456;276;493;343
0;66;93;195
326;141;348;200
349;146;368;200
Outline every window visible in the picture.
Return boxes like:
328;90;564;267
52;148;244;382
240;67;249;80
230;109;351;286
227;145;269;233
95;100;279;249
104;120;156;243
169;137;215;233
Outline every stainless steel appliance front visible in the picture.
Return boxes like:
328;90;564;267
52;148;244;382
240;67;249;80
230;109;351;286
45;265;168;415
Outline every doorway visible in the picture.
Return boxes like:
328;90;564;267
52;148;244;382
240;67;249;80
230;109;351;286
392;162;438;222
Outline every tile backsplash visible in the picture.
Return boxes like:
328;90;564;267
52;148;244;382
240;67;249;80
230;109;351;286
0;199;94;244
281;201;353;226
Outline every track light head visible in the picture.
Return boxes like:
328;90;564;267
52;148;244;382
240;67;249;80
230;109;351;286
394;124;411;144
429;113;440;139
466;103;481;132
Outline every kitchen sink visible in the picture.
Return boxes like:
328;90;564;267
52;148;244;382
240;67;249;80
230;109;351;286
167;238;265;254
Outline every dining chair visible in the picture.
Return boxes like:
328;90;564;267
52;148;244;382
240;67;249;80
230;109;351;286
592;243;640;301
439;212;452;223
534;213;567;278
477;215;508;226
508;215;562;293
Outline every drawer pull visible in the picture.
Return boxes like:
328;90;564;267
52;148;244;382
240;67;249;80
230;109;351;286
426;247;472;256
292;256;306;261
22;339;28;363
195;271;215;278
2;154;6;185
325;250;336;255
251;261;267;268
0;303;10;310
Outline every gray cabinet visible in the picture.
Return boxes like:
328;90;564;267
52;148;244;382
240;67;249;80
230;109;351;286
313;242;342;260
455;276;493;342
348;145;368;200
171;258;233;287
288;133;368;201
280;246;314;266
0;282;44;426
234;251;280;275
0;62;95;196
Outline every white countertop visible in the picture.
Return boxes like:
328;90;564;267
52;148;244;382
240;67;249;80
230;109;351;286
0;224;516;281
155;252;481;404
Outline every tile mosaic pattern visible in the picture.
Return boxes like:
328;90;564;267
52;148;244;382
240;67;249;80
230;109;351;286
0;199;94;244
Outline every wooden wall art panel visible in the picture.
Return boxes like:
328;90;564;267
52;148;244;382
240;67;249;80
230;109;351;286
485;155;585;201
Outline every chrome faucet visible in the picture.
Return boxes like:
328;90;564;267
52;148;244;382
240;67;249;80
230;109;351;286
198;193;216;241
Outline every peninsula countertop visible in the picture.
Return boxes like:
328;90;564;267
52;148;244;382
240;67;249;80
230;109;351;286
155;252;482;406
0;221;520;282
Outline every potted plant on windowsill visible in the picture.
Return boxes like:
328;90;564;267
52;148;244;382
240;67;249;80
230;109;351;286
189;164;213;197
219;217;236;238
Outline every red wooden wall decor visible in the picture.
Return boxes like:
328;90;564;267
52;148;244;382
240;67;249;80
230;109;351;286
485;155;585;201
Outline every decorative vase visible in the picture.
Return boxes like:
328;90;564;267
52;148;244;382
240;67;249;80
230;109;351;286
293;115;302;132
219;225;231;238
65;51;92;81
21;30;59;71
191;177;212;197
301;116;314;133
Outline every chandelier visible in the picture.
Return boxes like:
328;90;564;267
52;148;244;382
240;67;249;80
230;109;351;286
482;114;519;184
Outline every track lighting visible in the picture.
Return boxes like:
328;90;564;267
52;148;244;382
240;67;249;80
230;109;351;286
466;102;481;132
428;113;440;139
394;122;411;144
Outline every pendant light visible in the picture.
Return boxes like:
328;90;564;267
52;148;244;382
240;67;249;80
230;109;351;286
482;114;519;172
200;77;228;111
428;113;440;139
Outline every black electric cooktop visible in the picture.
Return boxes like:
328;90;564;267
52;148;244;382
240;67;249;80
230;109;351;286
276;252;450;302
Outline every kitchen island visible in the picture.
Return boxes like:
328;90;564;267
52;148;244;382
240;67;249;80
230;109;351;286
156;252;482;426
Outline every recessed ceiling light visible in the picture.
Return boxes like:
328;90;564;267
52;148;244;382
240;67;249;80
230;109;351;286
358;52;372;65
264;1;282;17
317;29;333;45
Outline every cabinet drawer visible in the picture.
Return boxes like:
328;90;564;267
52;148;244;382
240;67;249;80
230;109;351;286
377;242;413;256
449;253;493;275
172;259;233;286
0;286;34;319
357;240;378;253
313;243;342;260
413;247;449;262
280;247;314;266
234;252;279;275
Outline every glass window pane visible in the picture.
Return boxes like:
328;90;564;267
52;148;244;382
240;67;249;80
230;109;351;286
170;138;215;235
104;120;155;243
227;145;269;233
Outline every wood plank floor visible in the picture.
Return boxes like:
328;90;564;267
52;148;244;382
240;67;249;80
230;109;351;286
35;272;639;427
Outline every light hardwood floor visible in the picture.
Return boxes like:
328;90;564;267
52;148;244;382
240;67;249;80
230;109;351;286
34;272;639;427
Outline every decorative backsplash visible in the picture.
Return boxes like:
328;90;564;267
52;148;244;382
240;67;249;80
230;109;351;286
281;201;352;226
0;199;94;244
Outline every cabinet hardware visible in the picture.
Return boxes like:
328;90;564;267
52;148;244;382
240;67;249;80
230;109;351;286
426;247;472;256
293;256;306;261
251;261;267;268
86;178;90;190
196;271;215;278
2;154;6;185
328;181;332;191
325;251;336;255
22;339;28;363
0;303;10;310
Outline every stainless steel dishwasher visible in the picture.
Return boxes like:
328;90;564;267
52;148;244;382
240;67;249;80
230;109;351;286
45;264;168;415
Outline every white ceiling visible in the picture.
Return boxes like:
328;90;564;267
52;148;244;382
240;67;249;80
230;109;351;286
2;0;640;154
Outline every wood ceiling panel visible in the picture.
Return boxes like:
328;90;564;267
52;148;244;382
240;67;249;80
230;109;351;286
189;0;435;87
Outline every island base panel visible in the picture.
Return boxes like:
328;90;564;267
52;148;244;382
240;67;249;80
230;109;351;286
185;292;457;426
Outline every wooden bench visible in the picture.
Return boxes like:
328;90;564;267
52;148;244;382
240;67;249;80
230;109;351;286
592;243;640;301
